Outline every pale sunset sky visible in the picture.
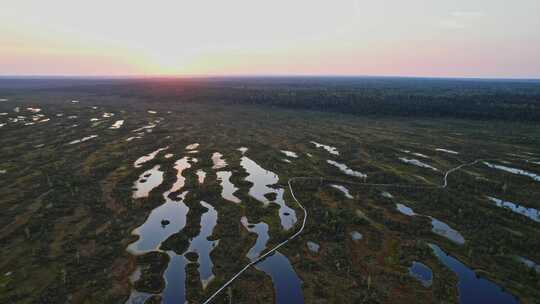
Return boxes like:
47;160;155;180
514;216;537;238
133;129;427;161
1;0;539;77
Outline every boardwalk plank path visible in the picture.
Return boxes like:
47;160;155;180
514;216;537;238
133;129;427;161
201;158;520;303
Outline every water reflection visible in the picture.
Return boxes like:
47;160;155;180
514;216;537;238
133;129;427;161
396;203;416;216
186;143;199;150
125;290;152;304
162;252;187;303
241;217;270;260
429;244;518;304
412;152;429;159
327;160;367;179
110;120;124;129
240;156;297;230
240;157;281;203
436;148;459;155
409;261;433;287
281;150;298;158
217;171;240;203
134;147;169;168
169;157;193;194
127;157;194;302
311;141;339;156
128;192;189;253
484;162;540;182
68;134;98;145
196;169;207;184
330;184;353;199
516;256;540;273
256;253;304;304
487;196;540;223
394;203;465;245
430;217;465;245
125;192;190;303
133;123;156;133
350;231;363;241
212;152;227;169
381;191;394;199
187;201;219;288
132;165;165;199
399;157;439;171
241;217;304;303
307;241;320;253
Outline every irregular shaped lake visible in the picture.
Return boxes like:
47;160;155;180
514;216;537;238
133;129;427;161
311;141;339;156
169;157;193;194
399;157;439;171
217;171;240;203
68;134;98;145
351;231;363;241
429;244;518;304
211;152;227;169
186;143;199;150
330;184;353;199
436;148;459;155
162;252;187;303
396;203;417;216
132;165;165;199
196;169;206;184
307;241;320;253
128;191;189;253
430;217;465;245
241;217;304;303
409;261;433;287
187;201;219;288
484;162;540;182
134;147;169;168
240;156;297;230
327;160;367;179
281;150;298;158
393;203;465;244
487;196;540;223
110;120;124;129
516;256;540;273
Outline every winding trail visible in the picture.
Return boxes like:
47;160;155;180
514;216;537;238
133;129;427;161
201;158;526;303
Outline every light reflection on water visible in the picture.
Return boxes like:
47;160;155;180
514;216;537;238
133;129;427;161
241;217;304;303
187;201;219;288
409;261;432;287
484;161;540;182
429;244;518;304
488;196;540;223
211;152;228;169
132;165;164;199
133;146;169;168
240;156;297;230
327;160;367;179
217;171;240;203
330;184;353;199
394;203;465;245
127;192;189;254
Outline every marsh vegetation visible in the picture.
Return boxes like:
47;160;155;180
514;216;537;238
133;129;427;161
0;77;539;304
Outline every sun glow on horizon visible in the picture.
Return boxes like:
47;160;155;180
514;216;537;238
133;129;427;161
1;0;539;77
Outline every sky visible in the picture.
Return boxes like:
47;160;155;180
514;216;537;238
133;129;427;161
1;0;539;78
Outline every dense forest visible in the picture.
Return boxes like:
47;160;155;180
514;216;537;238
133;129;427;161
2;76;540;121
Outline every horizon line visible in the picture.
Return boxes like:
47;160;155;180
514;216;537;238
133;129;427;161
1;74;540;81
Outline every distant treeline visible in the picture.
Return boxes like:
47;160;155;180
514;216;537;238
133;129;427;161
3;76;540;121
240;90;540;121
201;77;540;121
